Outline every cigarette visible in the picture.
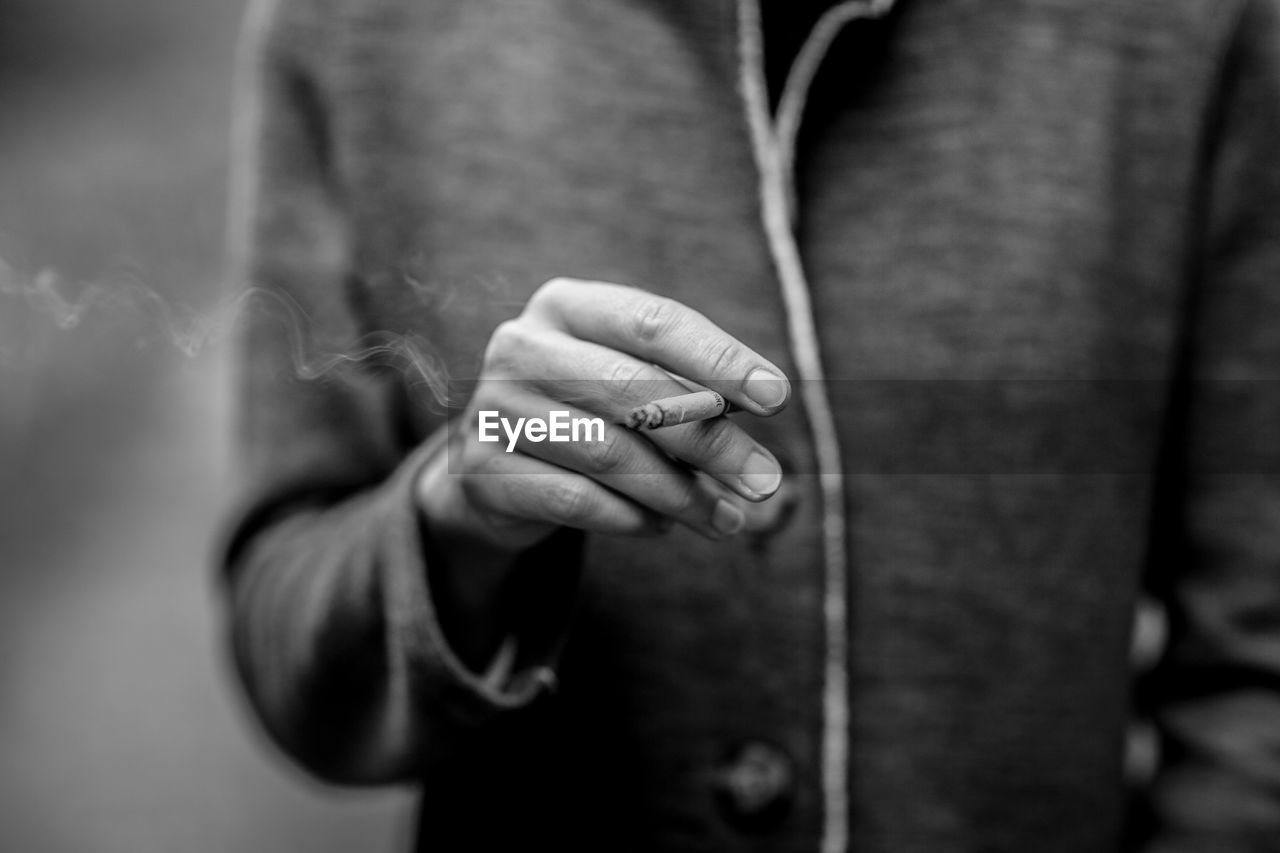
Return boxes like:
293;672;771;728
626;390;734;430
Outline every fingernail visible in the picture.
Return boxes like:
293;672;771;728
743;367;788;409
711;498;745;536
739;452;782;498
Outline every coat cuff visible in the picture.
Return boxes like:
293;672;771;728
379;432;581;727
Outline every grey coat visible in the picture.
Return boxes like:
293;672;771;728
223;0;1280;849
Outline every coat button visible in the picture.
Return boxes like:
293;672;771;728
713;740;795;832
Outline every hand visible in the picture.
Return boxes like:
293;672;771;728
415;278;790;663
419;277;790;550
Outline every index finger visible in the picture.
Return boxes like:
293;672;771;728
525;278;791;416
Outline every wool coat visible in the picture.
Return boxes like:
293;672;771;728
222;0;1280;849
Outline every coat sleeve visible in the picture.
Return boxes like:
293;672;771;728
218;0;575;785
1139;0;1280;847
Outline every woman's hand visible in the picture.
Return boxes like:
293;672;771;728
415;278;790;664
419;277;790;549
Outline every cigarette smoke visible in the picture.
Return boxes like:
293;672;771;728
0;254;453;405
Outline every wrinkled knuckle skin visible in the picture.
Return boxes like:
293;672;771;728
579;430;627;475
705;340;745;381
545;480;593;525
689;419;738;464
608;360;661;401
633;296;679;344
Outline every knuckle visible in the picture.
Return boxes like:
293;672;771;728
633;296;680;344
704;340;746;380
607;359;662;400
464;444;503;478
469;382;502;412
490;318;522;346
687;419;738;463
544;479;594;524
530;277;572;309
579;430;627;474
484;319;525;366
667;479;704;518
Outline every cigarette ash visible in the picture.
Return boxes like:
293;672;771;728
627;401;667;430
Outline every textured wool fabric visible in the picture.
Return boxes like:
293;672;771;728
220;0;1280;850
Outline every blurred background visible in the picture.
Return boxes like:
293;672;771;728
0;1;413;849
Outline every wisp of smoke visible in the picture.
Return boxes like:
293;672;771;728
0;254;454;407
